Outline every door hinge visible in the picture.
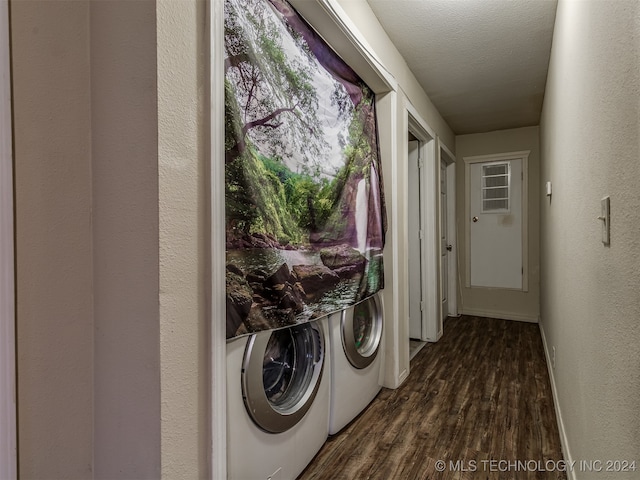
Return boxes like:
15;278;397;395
418;157;424;169
420;301;424;312
419;229;423;239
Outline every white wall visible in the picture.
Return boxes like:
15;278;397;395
539;0;640;477
455;126;541;322
157;0;209;477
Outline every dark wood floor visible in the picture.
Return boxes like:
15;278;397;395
299;316;567;480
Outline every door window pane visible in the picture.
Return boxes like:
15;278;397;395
481;162;510;212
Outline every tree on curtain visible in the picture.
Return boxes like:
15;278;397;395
224;0;386;339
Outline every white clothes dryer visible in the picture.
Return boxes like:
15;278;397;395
328;292;384;435
227;317;330;480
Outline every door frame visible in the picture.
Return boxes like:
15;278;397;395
0;0;17;476
438;140;457;318
209;0;227;478
406;104;439;342
407;136;423;340
463;151;529;292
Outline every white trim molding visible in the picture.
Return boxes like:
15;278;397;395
461;308;539;324
406;103;439;343
209;0;226;478
539;322;576;480
289;0;397;93
377;90;404;388
438;138;458;318
463;150;530;292
0;0;16;477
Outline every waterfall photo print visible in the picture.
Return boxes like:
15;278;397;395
224;0;386;339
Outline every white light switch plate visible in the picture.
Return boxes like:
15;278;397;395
601;196;610;245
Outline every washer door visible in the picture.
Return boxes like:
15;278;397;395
342;294;383;369
242;321;324;433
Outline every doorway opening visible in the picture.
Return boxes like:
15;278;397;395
439;142;457;321
406;110;441;359
408;132;426;360
407;132;423;342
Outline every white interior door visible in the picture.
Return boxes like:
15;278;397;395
407;139;422;339
469;158;523;289
439;159;448;320
0;0;16;476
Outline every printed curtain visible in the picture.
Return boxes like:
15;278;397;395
225;0;387;339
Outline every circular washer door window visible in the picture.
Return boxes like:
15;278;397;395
342;295;383;369
242;321;324;433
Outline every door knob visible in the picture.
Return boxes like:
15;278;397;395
446;245;452;252
472;216;479;223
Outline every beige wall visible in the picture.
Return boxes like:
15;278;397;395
539;0;640;477
455;126;541;322
91;1;161;478
10;0;239;477
12;1;94;477
0;1;16;477
157;0;209;478
12;1;163;477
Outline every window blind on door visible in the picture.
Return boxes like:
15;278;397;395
481;162;510;212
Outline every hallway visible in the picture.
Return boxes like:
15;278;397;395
4;0;638;477
300;316;566;479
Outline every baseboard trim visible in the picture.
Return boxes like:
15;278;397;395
461;308;539;323
398;368;409;386
539;322;576;480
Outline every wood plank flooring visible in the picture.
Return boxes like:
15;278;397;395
299;316;567;480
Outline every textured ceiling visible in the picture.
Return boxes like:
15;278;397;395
366;0;558;134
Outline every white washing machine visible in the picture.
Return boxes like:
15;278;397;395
226;317;330;480
328;292;384;435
